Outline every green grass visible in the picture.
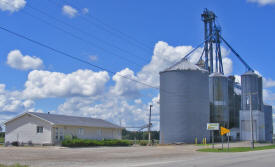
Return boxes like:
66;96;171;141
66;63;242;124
0;138;4;143
0;164;28;167
195;144;211;146
197;144;275;152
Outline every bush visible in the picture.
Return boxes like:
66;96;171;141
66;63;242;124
28;141;33;146
139;140;148;146
11;141;19;147
62;139;132;147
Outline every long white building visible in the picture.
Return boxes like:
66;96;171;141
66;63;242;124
5;112;123;145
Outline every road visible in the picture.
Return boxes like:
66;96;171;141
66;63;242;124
0;143;274;167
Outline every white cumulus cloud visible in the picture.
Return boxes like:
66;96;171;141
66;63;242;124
82;8;89;14
56;93;160;130
110;41;233;98
62;5;78;18
111;68;140;98
0;83;36;123
247;0;275;5
23;69;110;99
263;78;275;88
6;50;43;70
0;0;26;12
137;41;232;88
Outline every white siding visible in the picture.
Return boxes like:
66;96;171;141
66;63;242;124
53;125;121;143
5;114;52;144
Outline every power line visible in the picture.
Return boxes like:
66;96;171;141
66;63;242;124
0;25;159;90
0;25;208;97
26;4;149;63
49;0;153;54
20;9;145;68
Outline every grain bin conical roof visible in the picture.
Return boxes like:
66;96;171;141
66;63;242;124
162;60;208;72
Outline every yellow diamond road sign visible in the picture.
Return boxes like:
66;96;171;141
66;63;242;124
220;126;230;136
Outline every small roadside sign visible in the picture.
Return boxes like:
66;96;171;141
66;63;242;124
220;126;230;136
207;123;219;130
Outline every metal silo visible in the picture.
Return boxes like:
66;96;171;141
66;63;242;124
264;105;273;142
240;71;265;142
209;73;229;129
160;60;210;144
241;71;262;111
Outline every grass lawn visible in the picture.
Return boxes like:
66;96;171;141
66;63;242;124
197;144;275;152
195;144;211;146
0;138;4;143
0;164;28;167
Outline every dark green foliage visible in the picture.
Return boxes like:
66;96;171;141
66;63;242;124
62;139;133;147
0;132;4;138
138;140;148;146
122;129;159;140
11;141;19;146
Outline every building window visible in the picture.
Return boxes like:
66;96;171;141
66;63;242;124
78;128;84;135
59;128;64;140
55;128;58;140
97;129;102;136
37;126;43;133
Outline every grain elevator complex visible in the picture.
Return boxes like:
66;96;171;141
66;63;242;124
159;9;273;144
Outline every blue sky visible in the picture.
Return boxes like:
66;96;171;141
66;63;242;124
0;0;274;130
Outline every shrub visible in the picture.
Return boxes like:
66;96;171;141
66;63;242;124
62;139;132;147
11;141;19;147
28;141;33;146
139;140;148;146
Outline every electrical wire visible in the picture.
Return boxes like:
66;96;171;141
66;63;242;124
0;25;208;96
0;25;159;90
26;4;149;63
20;9;145;69
49;0;153;54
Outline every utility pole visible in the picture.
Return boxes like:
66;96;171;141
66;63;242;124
249;93;254;149
148;105;152;145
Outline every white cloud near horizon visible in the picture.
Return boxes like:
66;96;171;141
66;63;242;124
0;0;26;12
0;83;38;124
112;41;232;98
23;69;110;99
247;0;275;5
1;40;275;131
6;50;43;70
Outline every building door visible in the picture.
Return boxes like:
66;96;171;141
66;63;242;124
55;127;64;142
59;128;64;141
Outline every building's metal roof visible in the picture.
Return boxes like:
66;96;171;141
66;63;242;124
29;112;123;129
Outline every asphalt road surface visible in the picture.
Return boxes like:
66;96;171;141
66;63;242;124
0;143;274;167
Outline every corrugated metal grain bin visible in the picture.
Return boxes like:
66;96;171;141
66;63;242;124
240;71;265;142
209;73;229;128
264;104;273;142
241;71;263;111
159;61;210;144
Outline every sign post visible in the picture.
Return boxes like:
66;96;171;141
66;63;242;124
227;132;230;151
207;123;219;149
220;126;230;151
221;134;224;150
